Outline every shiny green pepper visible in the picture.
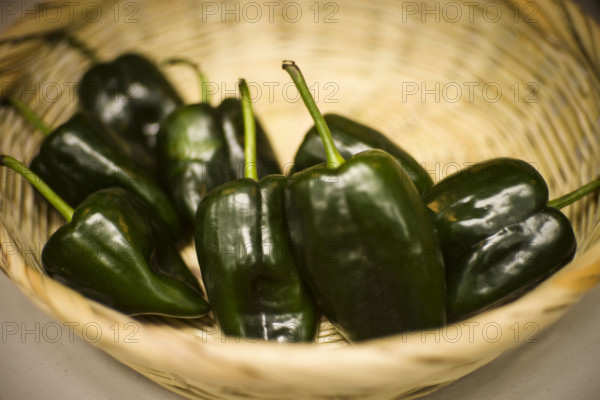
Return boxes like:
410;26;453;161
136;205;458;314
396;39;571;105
78;53;183;150
3;98;181;238
157;62;280;222
290;113;433;193
283;61;446;341
195;80;317;342
2;29;183;153
424;159;549;259
422;159;598;321
1;157;209;317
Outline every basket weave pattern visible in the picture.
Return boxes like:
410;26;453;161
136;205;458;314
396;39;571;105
1;0;599;399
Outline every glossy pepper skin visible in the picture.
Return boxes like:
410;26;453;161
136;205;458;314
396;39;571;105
286;150;446;341
30;156;81;207
194;78;316;342
41;187;209;317
157;98;280;222
78;53;183;150
290;114;433;193
422;158;577;321
29;111;182;238
195;176;318;342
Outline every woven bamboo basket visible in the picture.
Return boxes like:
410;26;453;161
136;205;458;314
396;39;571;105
1;0;599;399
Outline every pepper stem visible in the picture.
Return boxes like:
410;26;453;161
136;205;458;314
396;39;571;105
548;177;600;209
282;60;344;168
239;79;258;181
0;156;73;222
0;29;100;63
2;97;52;136
162;58;211;103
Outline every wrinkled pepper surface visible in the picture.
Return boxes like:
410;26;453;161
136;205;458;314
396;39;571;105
290;113;433;193
283;61;446;341
195;80;317;342
1;157;209;317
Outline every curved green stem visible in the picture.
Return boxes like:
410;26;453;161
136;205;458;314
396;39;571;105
3;97;52;136
549;177;600;209
0;156;73;222
239;79;258;181
282;60;344;168
162;58;210;103
0;29;99;63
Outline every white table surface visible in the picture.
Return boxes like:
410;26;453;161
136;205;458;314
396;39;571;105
1;1;600;399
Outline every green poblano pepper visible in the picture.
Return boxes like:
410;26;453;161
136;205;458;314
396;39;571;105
157;62;280;222
0;29;181;153
283;61;446;342
3;98;182;238
195;80;317;342
78;53;184;151
1;157;209;317
422;159;598;321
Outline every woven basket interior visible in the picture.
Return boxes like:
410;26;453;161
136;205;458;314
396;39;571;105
1;0;599;399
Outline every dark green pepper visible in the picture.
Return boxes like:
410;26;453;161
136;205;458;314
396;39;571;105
157;61;280;222
423;159;549;259
4;98;181;238
422;159;598;321
195;80;317;342
78;53;183;150
290;113;433;193
1;157;209;317
0;29;183;153
157;102;225;223
283;61;446;341
444;208;575;321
